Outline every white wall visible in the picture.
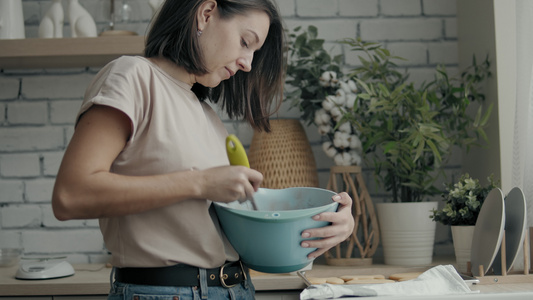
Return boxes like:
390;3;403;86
0;0;459;263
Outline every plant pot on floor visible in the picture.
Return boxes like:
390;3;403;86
376;202;438;266
451;225;475;274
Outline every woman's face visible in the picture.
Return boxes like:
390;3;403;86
195;8;270;87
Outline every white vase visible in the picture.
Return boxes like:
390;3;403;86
451;225;475;274
376;202;438;266
0;0;25;39
148;0;164;16
68;0;97;37
39;0;64;38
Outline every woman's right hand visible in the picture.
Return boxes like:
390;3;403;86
196;165;263;203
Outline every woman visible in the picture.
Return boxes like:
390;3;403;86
52;0;354;299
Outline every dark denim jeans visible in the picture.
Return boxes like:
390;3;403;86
108;267;256;300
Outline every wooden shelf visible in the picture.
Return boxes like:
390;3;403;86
0;36;145;69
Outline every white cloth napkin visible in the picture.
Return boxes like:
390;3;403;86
300;264;476;299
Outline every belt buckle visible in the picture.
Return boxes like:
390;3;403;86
219;261;247;288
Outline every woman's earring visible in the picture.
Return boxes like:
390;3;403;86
197;30;202;37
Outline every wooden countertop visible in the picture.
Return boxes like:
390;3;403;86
1;261;532;297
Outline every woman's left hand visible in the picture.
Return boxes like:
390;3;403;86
300;192;354;259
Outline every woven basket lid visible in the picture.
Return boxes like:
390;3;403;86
248;119;319;189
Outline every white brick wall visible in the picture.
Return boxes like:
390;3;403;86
0;0;459;263
340;0;379;17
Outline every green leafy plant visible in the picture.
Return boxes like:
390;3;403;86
431;174;498;225
339;38;493;202
286;26;365;166
285;25;343;125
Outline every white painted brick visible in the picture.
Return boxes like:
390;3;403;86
423;0;456;16
360;19;442;41
7;101;48;125
411;66;458;87
42;152;64;176
324;41;344;58
50;100;82;124
0;127;64;152
428;41;458;65
0;77;20;99
444;17;457;39
0;153;41;178
386;42;428;66
22;229;104;253
66;126;75;144
0;104;5;124
21;74;95;99
342;43;368;68
0;180;24;203
342;42;426;69
0;230;22;248
1;205;42;228
25;179;55;203
296;0;338;17
285;19;357;42
41;205;86;228
404;67;439;88
275;0;296;17
339;0;378;17
381;0;422;16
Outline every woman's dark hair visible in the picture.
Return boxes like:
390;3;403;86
144;0;286;132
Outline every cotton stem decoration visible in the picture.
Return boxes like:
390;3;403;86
315;71;363;166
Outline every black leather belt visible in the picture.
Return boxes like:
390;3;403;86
115;261;247;287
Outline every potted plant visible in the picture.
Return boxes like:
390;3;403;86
285;26;364;166
431;174;498;272
337;38;493;265
285;27;378;265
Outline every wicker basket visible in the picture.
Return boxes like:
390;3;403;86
248;119;319;189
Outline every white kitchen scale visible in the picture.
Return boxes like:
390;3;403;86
15;257;75;280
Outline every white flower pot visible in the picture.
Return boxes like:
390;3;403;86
451;225;475;274
376;202;438;266
0;0;25;39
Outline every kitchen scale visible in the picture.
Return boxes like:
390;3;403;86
15;257;75;280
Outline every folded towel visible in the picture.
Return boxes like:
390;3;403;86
300;265;476;299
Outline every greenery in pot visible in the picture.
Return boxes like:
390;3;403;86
338;38;493;203
431;174;498;225
285;26;364;166
285;25;343;125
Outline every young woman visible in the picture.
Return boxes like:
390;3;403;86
52;0;354;298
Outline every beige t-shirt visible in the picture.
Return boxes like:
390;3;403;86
78;56;239;268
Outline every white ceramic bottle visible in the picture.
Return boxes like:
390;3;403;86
68;0;97;37
39;0;64;38
148;0;164;16
0;0;25;39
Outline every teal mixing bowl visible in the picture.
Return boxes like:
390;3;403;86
213;187;338;273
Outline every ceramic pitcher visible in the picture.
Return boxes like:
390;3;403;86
0;0;25;39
